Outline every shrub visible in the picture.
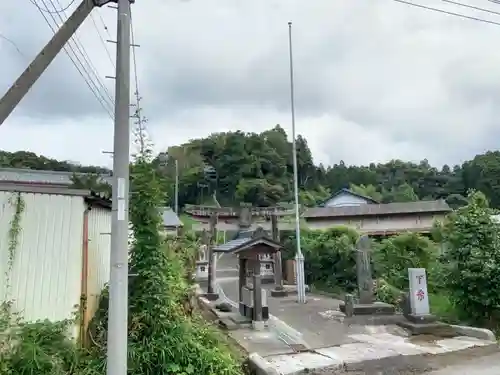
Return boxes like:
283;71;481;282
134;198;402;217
282;226;359;292
440;190;500;327
374;232;439;291
0;301;82;375
86;125;243;375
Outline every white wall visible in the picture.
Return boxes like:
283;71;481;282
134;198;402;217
306;213;443;233
324;192;371;207
86;207;111;320
0;191;85;322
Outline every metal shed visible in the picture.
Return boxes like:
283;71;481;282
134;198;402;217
0;183;112;340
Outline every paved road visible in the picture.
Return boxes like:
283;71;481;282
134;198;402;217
426;353;500;374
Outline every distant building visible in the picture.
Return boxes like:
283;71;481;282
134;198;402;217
0;167;112;188
319;188;379;207
304;189;451;235
161;207;183;236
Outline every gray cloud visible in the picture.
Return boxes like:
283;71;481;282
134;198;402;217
0;1;115;120
1;0;500;168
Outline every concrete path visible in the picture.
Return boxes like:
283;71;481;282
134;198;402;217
427;353;500;374
260;334;498;374
212;254;499;374
215;253;378;349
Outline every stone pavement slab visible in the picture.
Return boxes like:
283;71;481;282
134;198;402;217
229;328;294;357
262;333;496;374
266;294;365;349
427;352;500;375
265;351;343;374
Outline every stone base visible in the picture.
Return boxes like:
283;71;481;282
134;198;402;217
218;318;240;331
230;314;252;325
339;302;395;316
261;276;275;285
239;302;269;320
202;292;219;301
252;320;266;331
219;314;252;330
270;288;288;297
281;284;310;295
405;313;438;324
398;320;456;337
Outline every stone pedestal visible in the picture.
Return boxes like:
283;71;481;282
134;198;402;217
396;269;456;338
239;286;269;322
340;236;395;317
398;318;456;337
339;301;395;316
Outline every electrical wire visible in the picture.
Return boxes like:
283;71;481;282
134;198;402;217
96;11;113;39
130;8;140;105
438;0;500;17
89;12;115;68
0;34;27;58
45;0;115;105
29;0;77;14
29;0;115;119
391;0;500;27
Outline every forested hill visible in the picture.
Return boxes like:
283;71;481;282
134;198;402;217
2;124;500;209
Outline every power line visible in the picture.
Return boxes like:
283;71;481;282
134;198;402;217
130;8;140;104
130;7;150;155
28;0;77;14
391;0;500;27
0;34;26;58
29;0;114;118
439;0;500;17
45;0;114;105
90;12;116;68
96;10;113;39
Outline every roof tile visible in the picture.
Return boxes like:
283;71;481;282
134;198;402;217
303;200;451;218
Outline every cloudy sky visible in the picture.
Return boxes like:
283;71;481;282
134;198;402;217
1;0;500;169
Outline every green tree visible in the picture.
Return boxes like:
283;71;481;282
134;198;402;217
382;183;419;203
374;233;438;290
349;183;382;202
282;227;359;291
440;190;500;326
235;178;285;206
9;126;500;210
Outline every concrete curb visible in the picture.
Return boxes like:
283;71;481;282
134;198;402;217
451;325;497;342
267;315;307;347
248;353;280;375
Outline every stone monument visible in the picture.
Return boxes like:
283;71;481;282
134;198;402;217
340;235;395;316
397;268;455;336
195;244;209;280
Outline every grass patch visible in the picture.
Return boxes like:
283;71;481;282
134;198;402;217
429;293;460;324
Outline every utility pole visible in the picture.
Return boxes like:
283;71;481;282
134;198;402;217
288;21;306;304
175;159;179;215
205;212;218;300
0;0;114;126
0;1;133;373
107;0;132;375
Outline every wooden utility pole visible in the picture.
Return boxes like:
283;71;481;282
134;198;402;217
271;214;283;288
0;0;116;126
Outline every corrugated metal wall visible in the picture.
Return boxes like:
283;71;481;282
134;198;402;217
85;207;111;322
0;191;85;322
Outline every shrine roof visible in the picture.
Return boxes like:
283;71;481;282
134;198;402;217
212;235;281;253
